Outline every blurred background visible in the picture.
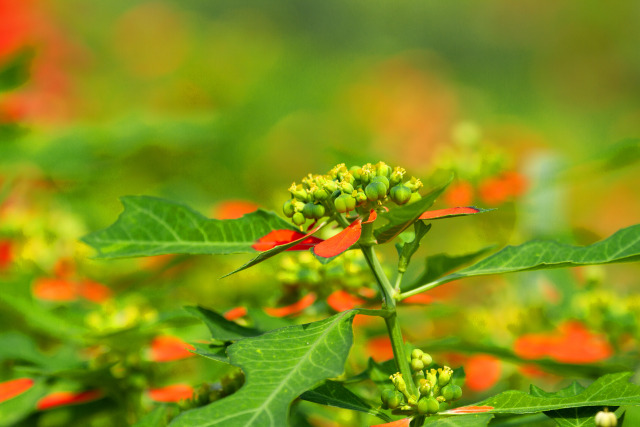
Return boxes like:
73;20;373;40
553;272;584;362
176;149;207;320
1;1;639;426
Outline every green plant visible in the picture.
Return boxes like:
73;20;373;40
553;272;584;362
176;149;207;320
78;161;640;426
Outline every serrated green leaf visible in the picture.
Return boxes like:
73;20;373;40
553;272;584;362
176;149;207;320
300;380;391;421
0;379;47;427
402;246;494;292
530;382;585;399
543;406;612;427
408;224;640;293
374;178;452;244
423;414;494;426
190;343;230;364
170;311;356;427
184;306;261;341
82;196;295;258
472;372;640;414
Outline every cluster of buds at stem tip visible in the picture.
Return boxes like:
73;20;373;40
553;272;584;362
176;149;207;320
380;349;462;416
283;162;423;227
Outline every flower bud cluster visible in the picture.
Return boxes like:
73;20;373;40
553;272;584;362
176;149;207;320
283;162;423;226
381;349;462;416
277;251;373;290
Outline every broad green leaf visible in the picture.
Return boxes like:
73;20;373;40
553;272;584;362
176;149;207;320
472;372;640;414
300;380;391;421
397;221;432;273
184;306;261;341
133;405;171;427
0;379;47;427
82;196;295;258
408;224;640;293
423;414;494;426
402;246;494;292
0;49;33;92
543;406;610;427
170;311;356;427
189;343;230;364
374;178;452;244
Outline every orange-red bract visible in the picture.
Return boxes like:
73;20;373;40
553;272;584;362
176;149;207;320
0;239;13;270
464;354;501;392
148;384;194;402
371;418;411;427
224;306;248;321
32;278;76;302
150;336;195;362
264;293;316;317
514;321;612;363
313;219;362;258
252;229;324;252
37;390;103;410
366;336;395;362
478;171;527;205
445;181;474;207
445;405;494;414
327;290;365;312
0;378;33;403
213;200;259;220
418;206;481;220
76;279;112;303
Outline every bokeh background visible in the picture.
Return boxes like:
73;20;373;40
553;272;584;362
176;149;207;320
1;1;639;426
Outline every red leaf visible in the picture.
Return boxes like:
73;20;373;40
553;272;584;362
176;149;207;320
464;354;501;392
37;390;102;410
445;405;494;414
419;206;481;220
370;419;411;427
148;384;194;402
327;290;365;312
363;209;377;224
0;378;33;403
252;229;323;252
149;336;195;362
313;219;362;258
224;306;248;321
264;293;316;317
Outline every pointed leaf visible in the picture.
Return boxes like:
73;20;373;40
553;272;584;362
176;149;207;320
170;311;356;427
190;343;230;364
0;379;47;427
221;223;325;278
543;406;609;426
419;206;492;221
313;219;363;258
374;178;452;244
412;224;640;292
300;380;391;422
82;196;295;258
423;414;495;426
184;306;261;341
470;372;640;414
397;221;432;272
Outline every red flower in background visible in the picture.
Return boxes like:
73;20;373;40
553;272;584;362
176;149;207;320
148;384;194;403
149;336;195;362
478;171;527;205
0;240;13;271
212;200;259;220
514;321;613;364
224;306;248;321
445;181;474;207
327;290;365;312
37;390;102;410
0;378;34;403
464;354;501;392
32;277;112;303
366;336;395;362
264;293;316;317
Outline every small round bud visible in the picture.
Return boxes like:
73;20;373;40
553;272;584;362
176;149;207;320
312;204;325;219
376;161;392;178
334;194;348;213
438;368;452;387
323;180;338;193
451;384;462;400
441;384;454;401
411;358;425;372
425;397;440;415
381;388;395;405
408;192;422;204
365;182;387;202
339;181;354;194
390;185;412;205
411;349;424;360
372;175;390;191
292;212;306;226
418;380;431;396
595;409;617;427
314;188;329;201
387;391;403;409
283;199;295;217
420;353;433;366
302;203;316;219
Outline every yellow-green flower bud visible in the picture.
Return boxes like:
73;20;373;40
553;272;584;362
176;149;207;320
390;167;406;186
418;379;431;396
595;409;617;427
411;349;424;360
289;183;308;201
323;180;338;193
411;358;425;372
349;166;362;180
314;187;329;201
372;175;390;191
419;397;439;415
376;161;392;178
381;388;395;405
390;185;412;205
408;192;422;204
441;384;454;401
420;353;433;366
292;212;306;226
334;194;356;213
387;391;404;409
283;199;295;217
339;181;354;194
438;367;452;387
365;181;387;202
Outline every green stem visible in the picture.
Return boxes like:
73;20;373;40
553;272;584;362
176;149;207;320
397;276;450;301
360;244;418;399
394;271;404;293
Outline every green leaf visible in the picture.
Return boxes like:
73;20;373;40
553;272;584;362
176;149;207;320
423;414;495;426
170;311;356;427
184;306;261;341
472;372;640;414
397;222;432;273
0;49;33;92
0;379;47;427
133;405;171;427
543;406;611;427
190;343;230;364
82;196;295;258
412;224;640;291
402;247;494;292
374;178;452;244
300;380;391;422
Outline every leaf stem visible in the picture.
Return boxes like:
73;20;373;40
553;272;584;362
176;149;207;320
360;244;419;399
397;276;451;301
394;271;404;293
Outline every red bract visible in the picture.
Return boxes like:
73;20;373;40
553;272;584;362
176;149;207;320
444;181;474;207
327;290;365;312
371;418;411;427
32;278;76;302
213;200;259;220
445;405;494;414
252;229;324;251
264;293;316;317
37;390;102;410
514;321;613;364
313;210;377;259
419;206;481;220
0;239;13;270
478;171;527;205
148;384;194;402
77;279;112;303
150;336;195;362
0;378;33;403
224;306;248;321
464;354;501;392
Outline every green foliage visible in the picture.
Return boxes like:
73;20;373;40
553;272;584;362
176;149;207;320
0;380;47;427
300;380;392;421
0;49;33;92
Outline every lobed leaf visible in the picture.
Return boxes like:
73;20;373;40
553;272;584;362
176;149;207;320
170;311;356;427
82;196;295;258
184;306;261;341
